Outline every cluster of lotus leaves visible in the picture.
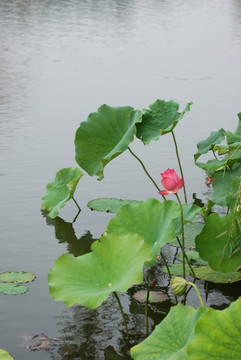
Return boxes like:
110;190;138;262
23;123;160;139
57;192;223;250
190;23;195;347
0;271;35;295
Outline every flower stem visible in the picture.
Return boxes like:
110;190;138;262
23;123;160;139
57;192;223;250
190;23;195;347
113;291;130;340
160;252;178;304
145;287;151;337
171;131;187;203
175;236;196;279
185;282;205;307
175;194;185;279
128;147;166;201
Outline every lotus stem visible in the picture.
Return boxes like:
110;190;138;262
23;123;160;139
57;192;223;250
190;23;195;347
145;287;151;337
72;196;81;211
160;252;178;304
175;236;196;279
175;194;185;279
113;291;130;340
171;131;187;203
128;147;166;201
185;281;205;307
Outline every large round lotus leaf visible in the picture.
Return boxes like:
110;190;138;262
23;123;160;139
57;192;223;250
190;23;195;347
169;221;204;248
0;349;14;360
74;105;142;179
187;297;241;360
48;233;152;309
0;283;28;295
194;128;226;162
177;250;208;266
131;303;207;360
136;100;192;144
211;165;241;206
195;213;241;272
107;199;180;266
41;167;83;218
87;198;139;213
194;265;241;283
0;271;35;283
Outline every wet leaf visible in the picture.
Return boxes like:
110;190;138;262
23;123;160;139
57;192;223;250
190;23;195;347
133;290;168;303
41;167;83;218
193;265;241;283
75;105;142;179
0;283;28;295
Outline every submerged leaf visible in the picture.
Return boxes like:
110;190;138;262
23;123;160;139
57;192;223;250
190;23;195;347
0;283;28;295
48;233;152;309
133;290;168;303
131;304;207;360
75;105;142;179
41;167;83;218
87;198;139;213
136;100;192;144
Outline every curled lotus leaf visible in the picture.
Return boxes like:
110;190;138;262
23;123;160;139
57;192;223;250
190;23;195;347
74;105;142;179
41;167;83;218
48;233;152;309
194;128;226;162
107;199;180;266
0;349;14;360
131;304;207;360
136;99;192;144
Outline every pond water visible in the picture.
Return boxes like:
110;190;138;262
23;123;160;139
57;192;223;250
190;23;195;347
1;0;241;359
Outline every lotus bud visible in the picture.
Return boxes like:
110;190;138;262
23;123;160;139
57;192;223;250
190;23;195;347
171;277;187;296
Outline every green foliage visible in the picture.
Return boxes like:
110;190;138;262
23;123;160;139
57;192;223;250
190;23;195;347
177;250;208;266
0;349;14;360
195;213;241;272
0;283;28;295
107;199;180;266
131;304;207;360
136;99;192;144
41;167;83;218
75;105;142;179
48;233;152;309
87;198;139;213
187;297;241;359
194;128;226;161
169;221;204;248
193;266;241;283
0;271;35;295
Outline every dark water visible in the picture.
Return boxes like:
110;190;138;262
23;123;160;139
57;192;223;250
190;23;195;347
1;0;241;359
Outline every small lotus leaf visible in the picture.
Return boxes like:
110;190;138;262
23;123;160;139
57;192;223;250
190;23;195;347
169;221;204;248
74;105;142;179
107;199;180;266
133;290;168;303
0;349;14;360
162;264;191;276
41;167;83;218
194;128;226;161
211;165;241;206
87;198;139;213
193;265;241;283
195;213;241;272
0;271;35;283
48;233;152;309
177;250;208;266
187;297;241;359
136;100;192;144
0;283;28;295
131;304;207;360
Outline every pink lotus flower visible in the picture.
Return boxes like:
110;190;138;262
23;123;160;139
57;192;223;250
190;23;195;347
159;168;184;195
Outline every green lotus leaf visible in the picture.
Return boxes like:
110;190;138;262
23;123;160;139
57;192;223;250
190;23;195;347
0;349;14;360
226;113;241;145
0;283;28;295
194;128;226;161
87;198;139;213
107;199;180;266
173;204;202;236
133;290;169;303
193;265;241;283
177;250;208;266
48;233;152;309
41;167;83;218
195;158;227;172
195;213;241;272
74;105;142;179
169;221;204;248
0;271;35;283
187;297;241;359
211;165;241;206
162;264;191;276
136;100;192;144
226;176;241;212
131;304;207;360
